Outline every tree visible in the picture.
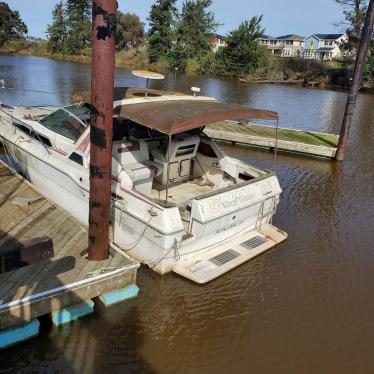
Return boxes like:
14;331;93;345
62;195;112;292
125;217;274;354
116;11;144;48
335;0;374;87
147;0;178;63
173;0;218;63
0;2;28;47
64;0;92;55
46;1;66;53
215;16;267;76
335;0;369;52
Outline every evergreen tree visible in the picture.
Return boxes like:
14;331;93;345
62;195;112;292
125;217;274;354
64;0;92;55
215;17;267;76
116;11;144;48
147;0;178;63
174;0;217;62
0;2;28;47
335;0;374;87
46;1;66;53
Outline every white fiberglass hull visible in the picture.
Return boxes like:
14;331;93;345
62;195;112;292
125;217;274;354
0;114;287;283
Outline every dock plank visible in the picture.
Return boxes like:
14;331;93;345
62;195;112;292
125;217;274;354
205;121;339;158
0;161;139;330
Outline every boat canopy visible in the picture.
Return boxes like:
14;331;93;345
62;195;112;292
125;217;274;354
114;100;278;135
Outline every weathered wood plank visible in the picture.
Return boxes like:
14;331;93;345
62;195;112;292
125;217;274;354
205;121;339;158
0;161;139;331
0;267;137;329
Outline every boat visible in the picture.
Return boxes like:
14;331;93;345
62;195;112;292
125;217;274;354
0;86;287;283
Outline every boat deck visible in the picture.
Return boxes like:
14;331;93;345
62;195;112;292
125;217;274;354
152;180;215;208
0;161;139;332
205;121;339;158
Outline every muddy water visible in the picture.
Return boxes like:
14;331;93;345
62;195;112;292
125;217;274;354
0;54;374;373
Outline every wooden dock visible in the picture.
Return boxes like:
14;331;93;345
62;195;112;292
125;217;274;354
0;161;139;348
205;121;339;158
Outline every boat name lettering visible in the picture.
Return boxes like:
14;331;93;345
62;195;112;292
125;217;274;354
216;219;244;235
209;190;256;215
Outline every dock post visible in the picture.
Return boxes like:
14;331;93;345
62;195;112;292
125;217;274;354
88;0;117;260
335;0;374;161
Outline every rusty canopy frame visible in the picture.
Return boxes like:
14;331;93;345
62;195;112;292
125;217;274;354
115;100;279;135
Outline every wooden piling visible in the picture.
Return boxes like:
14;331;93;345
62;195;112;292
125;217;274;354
88;0;117;261
335;0;374;161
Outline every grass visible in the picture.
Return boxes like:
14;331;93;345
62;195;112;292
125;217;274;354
0;39;170;72
210;122;339;148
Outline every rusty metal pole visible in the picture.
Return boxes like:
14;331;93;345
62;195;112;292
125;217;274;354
335;0;374;161
88;0;117;261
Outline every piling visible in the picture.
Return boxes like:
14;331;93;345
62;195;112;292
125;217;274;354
335;0;374;161
88;0;117;261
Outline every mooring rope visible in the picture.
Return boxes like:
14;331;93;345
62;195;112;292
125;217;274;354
273;118;280;173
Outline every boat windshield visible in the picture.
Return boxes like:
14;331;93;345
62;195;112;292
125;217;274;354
39;105;90;141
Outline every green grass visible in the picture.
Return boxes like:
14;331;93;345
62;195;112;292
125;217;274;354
210;122;339;148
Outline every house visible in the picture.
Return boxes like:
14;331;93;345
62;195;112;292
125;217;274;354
301;34;347;60
211;34;226;52
258;34;305;57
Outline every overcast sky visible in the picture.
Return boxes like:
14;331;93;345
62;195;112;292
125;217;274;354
6;0;345;39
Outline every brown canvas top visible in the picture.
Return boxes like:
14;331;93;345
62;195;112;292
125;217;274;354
115;100;278;135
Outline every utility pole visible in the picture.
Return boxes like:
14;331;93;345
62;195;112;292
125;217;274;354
88;0;117;261
335;0;374;161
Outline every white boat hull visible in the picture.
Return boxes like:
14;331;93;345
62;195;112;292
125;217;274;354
0;106;287;283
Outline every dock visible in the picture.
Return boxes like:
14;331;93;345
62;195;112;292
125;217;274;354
0;161;140;349
205;121;339;158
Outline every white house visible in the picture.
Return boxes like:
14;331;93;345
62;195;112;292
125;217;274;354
301;34;347;60
211;34;226;52
258;34;305;57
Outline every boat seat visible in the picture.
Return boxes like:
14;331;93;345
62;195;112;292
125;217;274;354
122;161;163;182
120;161;163;196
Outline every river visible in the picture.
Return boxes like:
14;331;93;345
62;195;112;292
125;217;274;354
0;54;374;374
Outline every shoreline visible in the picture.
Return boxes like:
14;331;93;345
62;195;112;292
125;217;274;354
0;42;169;72
1;47;373;94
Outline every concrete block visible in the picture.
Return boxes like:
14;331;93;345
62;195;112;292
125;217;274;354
0;319;40;350
98;284;139;307
51;300;94;326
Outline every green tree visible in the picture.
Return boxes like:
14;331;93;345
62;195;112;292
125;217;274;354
0;2;28;47
335;0;374;87
64;0;92;55
215;16;267;76
147;0;178;63
46;1;66;53
172;0;218;69
116;11;144;48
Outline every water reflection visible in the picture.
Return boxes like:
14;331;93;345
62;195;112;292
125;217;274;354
1;54;374;373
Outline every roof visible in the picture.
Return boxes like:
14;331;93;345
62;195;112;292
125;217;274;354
313;33;344;40
276;34;305;40
259;34;275;39
212;34;225;39
115;100;278;135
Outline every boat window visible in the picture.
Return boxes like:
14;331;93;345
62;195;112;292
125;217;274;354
39;105;90;141
176;144;196;157
14;122;32;136
69;152;84;166
33;132;52;147
14;122;52;147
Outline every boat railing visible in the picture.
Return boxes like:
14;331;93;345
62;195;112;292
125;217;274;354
0;107;52;155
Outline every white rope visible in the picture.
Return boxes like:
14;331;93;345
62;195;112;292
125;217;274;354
273;118;280;173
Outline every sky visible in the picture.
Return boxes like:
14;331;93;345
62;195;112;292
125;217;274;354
6;0;345;39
